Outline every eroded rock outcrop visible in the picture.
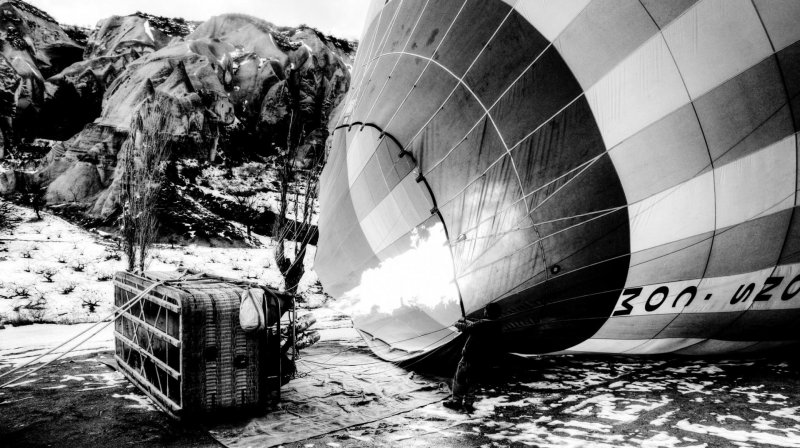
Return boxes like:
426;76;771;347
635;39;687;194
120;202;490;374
35;13;352;223
84;14;172;59
0;0;82;147
43;13;193;139
45;160;102;203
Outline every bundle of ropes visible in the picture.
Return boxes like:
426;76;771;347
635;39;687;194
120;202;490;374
0;270;202;389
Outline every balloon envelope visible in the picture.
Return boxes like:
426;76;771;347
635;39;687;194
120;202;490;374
315;0;800;361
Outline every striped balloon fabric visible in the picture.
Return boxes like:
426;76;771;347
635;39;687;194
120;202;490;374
315;0;800;361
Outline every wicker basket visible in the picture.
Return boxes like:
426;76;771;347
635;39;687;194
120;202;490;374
113;271;289;417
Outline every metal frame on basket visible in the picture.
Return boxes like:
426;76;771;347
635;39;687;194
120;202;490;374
114;275;184;417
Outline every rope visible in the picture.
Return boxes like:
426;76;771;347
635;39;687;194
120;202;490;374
0;279;165;382
0;315;117;388
484;188;800;321
296;178;795;375
0;271;196;388
301;180;797;372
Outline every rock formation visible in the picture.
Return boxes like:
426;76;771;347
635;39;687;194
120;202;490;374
0;2;354;244
30;12;352;231
0;0;82;149
43;13;190;139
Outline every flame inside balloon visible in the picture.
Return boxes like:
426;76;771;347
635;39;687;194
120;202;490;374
335;222;459;321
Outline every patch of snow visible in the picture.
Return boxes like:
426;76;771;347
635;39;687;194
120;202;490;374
520;381;571;390
560;420;612;432
716;415;745;423
3;378;38;387
675;420;800;447
771;406;800;423
633;432;707;448
76;385;118;391
678;381;714;395
111;392;157;411
60;375;85;382
143;20;154;41
651;409;678;426
0;323;114;368
565;393;671;423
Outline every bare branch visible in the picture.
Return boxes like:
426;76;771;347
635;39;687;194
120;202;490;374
120;83;175;273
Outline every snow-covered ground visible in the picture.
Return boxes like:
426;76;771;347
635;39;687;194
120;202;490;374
201;162;320;225
0;202;325;326
327;356;800;448
0;323;114;369
0;205;123;324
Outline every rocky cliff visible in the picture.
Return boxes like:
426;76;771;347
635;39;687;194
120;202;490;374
0;0;82;154
43;13;196;140
0;4;353;245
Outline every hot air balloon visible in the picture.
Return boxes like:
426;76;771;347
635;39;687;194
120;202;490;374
315;0;800;362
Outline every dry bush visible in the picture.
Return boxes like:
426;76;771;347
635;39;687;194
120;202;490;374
37;266;57;282
104;248;121;261
71;260;86;272
81;291;102;313
231;189;259;236
96;270;113;282
0;283;31;300
59;281;77;295
22;184;46;220
14;294;48;322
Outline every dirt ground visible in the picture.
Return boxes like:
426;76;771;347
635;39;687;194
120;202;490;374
0;352;221;447
3;346;800;448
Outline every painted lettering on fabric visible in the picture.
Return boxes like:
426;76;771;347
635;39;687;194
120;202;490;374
610;274;798;317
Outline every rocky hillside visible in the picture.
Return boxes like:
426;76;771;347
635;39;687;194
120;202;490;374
0;2;354;245
0;0;83;153
43;13;202;140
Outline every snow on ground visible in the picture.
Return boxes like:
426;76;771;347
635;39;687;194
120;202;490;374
111;392;159;411
0;322;113;368
0;204;124;325
314;355;800;448
0;201;327;326
201;162;320;225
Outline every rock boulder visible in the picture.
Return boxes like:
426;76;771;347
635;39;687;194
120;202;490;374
45;160;102;203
